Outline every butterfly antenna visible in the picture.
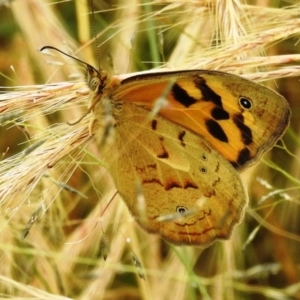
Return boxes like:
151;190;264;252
40;46;98;74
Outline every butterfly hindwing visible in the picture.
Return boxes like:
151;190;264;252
98;102;247;246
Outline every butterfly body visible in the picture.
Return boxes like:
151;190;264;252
89;68;290;246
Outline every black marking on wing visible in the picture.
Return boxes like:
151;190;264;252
157;137;169;158
215;162;220;172
233;114;253;145
236;148;252;167
205;119;228;143
172;83;197;107
211;107;230;120
157;149;169;159
194;77;223;107
151;119;157;130
165;182;182;190
184;182;198;189
143;179;198;191
178;130;186;146
212;177;221;187
165;180;198;191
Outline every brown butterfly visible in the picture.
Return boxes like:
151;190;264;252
41;46;290;246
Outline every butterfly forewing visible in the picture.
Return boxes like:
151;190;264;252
113;70;290;171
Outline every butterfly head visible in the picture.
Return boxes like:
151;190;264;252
86;65;108;94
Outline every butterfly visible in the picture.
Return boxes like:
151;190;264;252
41;46;291;246
90;69;291;246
